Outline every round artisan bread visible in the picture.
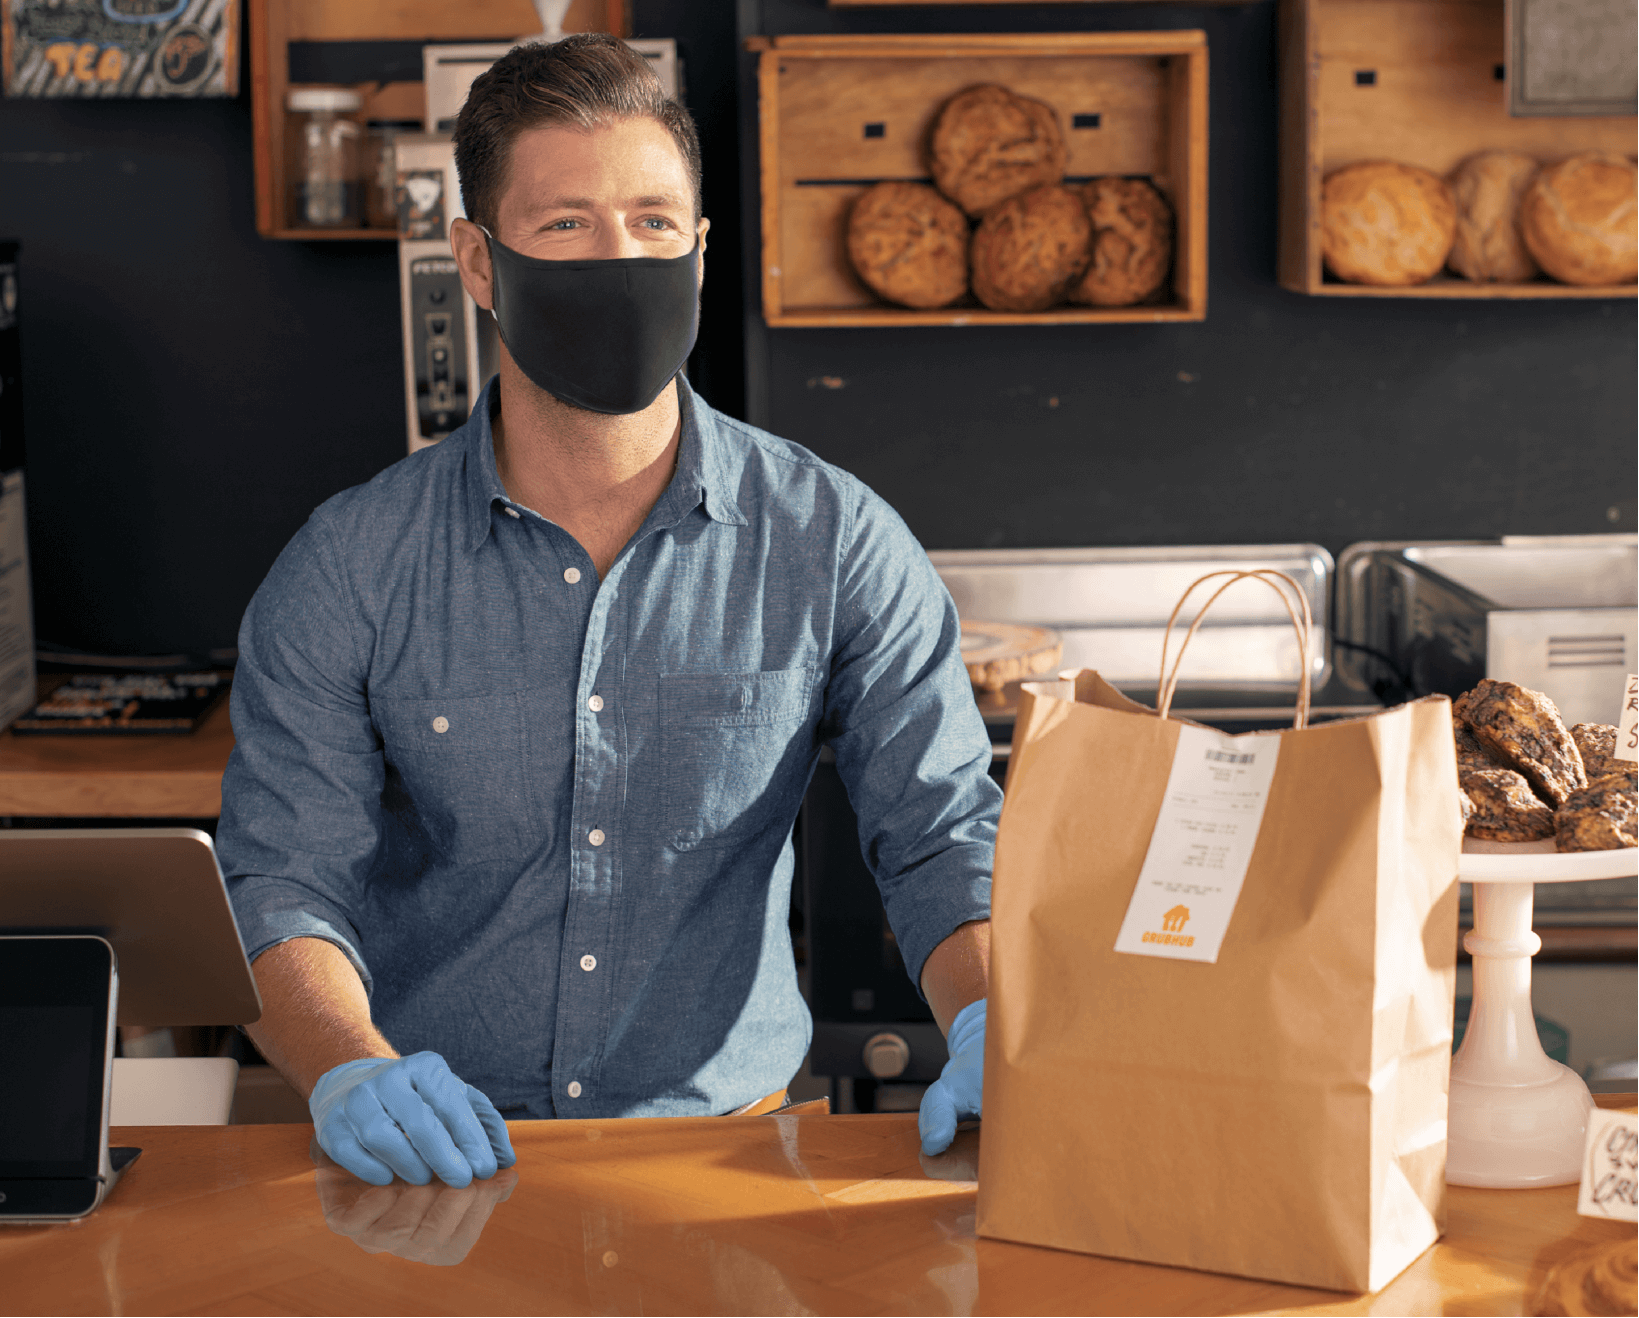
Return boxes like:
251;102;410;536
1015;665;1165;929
930;83;1067;219
1519;152;1638;286
1446;150;1541;283
970;183;1090;312
846;181;971;309
1069;176;1173;306
1321;160;1456;286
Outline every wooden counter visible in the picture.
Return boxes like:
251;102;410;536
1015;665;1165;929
1;1113;1632;1315
0;697;233;817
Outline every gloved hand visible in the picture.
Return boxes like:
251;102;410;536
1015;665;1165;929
919;997;985;1156
309;1051;516;1188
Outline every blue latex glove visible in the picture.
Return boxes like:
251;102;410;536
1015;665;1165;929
309;1051;516;1188
919;998;985;1156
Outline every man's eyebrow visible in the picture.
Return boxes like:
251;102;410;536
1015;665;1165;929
534;193;690;211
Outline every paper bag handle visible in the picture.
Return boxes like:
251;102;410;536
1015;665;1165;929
1157;569;1314;729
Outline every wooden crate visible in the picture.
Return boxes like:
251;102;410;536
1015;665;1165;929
248;0;624;241
1278;0;1637;298
752;32;1209;327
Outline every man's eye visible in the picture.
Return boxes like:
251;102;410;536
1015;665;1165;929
548;218;581;230
640;217;675;230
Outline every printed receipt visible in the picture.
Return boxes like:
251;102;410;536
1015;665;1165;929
1113;722;1281;964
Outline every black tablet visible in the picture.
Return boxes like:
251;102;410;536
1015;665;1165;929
0;935;137;1222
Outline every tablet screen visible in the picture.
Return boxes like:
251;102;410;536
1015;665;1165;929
0;938;112;1178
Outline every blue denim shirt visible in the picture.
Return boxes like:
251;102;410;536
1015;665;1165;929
218;377;998;1119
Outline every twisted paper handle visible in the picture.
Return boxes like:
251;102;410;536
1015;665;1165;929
1156;569;1313;730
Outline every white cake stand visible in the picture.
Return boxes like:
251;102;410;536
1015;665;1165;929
1446;839;1638;1189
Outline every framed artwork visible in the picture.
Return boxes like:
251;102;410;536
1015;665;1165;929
2;0;239;98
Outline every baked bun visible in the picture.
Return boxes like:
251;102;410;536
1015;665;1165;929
1447;150;1541;282
1519;152;1638;286
930;84;1067;218
970;184;1090;312
1069;177;1173;306
846;181;970;309
1321;160;1456;286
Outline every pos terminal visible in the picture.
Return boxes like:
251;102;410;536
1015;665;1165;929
0;829;262;1222
0;935;135;1220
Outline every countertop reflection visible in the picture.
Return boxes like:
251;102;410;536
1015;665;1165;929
312;1139;520;1266
0;1111;1628;1315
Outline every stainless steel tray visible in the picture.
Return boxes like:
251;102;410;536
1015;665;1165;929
928;543;1332;691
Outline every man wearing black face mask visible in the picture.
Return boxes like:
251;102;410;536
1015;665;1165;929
218;35;999;1189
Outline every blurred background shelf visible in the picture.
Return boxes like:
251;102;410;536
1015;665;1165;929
1277;0;1637;298
248;0;627;240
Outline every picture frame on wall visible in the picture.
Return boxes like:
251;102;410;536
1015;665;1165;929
1;0;239;99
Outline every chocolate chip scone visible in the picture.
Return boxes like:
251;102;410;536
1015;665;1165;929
1454;679;1586;807
1555;773;1638;852
930;84;1067;219
970;184;1090;312
1462;767;1557;842
1570;723;1633;784
1455;719;1498;774
847;181;970;309
1068;176;1173;307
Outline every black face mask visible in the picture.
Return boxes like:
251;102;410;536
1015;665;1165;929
482;230;700;416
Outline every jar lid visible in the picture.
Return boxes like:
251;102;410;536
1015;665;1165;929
287;87;363;112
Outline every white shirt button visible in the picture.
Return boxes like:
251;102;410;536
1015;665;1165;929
588;828;605;846
504;506;520;519
563;567;582;584
580;954;597;972
431;716;449;733
588;695;604;712
566;1081;582;1098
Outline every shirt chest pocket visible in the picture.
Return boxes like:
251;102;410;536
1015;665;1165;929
659;667;819;851
372;691;536;862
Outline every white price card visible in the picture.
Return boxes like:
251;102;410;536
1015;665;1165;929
1114;722;1281;965
1616;674;1638;764
1576;1107;1638;1222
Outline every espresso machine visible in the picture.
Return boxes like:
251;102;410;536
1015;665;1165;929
395;7;679;453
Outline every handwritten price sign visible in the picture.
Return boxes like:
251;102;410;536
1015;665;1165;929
1616;674;1638;764
1577;1108;1639;1223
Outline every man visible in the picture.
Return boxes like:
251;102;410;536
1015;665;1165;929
219;34;998;1189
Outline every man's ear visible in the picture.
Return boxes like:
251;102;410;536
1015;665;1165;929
695;216;710;289
450;217;495;312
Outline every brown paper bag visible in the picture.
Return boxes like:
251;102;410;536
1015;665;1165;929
976;572;1462;1294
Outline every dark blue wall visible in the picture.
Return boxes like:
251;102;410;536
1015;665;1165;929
0;0;1631;658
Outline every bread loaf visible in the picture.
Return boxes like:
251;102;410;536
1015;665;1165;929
1321;161;1456;286
970;184;1090;312
1519;153;1638;286
847;181;970;309
930;84;1067;218
1068;177;1173;307
1446;150;1541;283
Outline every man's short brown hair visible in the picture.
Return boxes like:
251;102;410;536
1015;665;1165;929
454;33;703;233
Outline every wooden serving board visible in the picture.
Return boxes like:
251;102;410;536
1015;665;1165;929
961;621;1063;693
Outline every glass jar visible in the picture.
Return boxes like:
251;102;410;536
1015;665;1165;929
287;88;364;228
365;119;424;231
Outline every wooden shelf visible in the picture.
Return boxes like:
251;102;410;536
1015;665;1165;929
0;681;235;818
1277;0;1637;298
248;0;626;241
752;32;1209;327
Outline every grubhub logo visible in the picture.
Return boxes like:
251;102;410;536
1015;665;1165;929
1143;904;1194;947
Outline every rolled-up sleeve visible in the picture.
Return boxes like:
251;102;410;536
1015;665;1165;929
217;511;383;992
821;484;1000;993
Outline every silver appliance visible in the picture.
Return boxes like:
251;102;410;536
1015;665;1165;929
929;542;1336;706
1336;534;1637;727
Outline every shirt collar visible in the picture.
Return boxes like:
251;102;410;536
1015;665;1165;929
461;374;745;555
